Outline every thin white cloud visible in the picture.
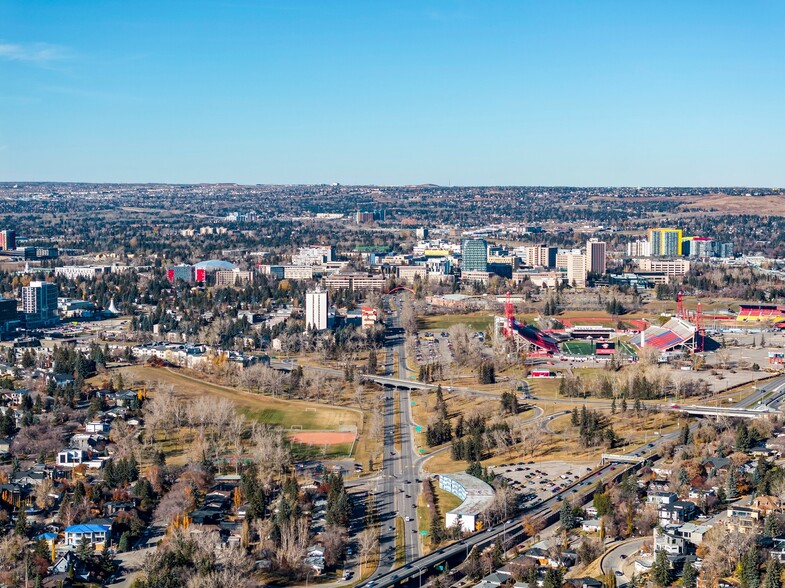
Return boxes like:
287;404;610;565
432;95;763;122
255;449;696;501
0;42;71;63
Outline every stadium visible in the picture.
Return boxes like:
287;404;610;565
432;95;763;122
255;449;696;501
736;304;785;325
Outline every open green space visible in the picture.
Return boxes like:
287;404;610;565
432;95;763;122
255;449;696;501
418;312;494;332
119;365;361;431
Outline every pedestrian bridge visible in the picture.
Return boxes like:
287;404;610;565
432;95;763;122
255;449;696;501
601;454;645;465
674;405;778;419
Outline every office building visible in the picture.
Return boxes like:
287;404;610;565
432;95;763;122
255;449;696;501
461;239;488;272
0;298;18;332
637;258;691;276
355;210;385;224
649;228;683;257
0;230;15;251
55;266;114;280
292;245;334;266
587;239;607;275
324;273;385;291
215;269;254;287
305;287;328;331
566;253;587;288
22;281;59;326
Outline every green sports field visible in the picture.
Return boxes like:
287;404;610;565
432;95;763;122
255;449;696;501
561;339;638;357
562;340;595;356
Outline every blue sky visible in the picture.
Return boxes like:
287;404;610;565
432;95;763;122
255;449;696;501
1;1;783;186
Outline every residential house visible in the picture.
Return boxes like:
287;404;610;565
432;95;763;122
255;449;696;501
581;519;602;533
12;465;49;487
702;456;731;472
750;445;776;458
49;551;89;581
770;536;785;563
658;500;697;525
304;545;326;575
0;483;33;508
654;526;686;555
86;420;111;434
647;491;677;506
481;571;513;586
57;448;86;468
753;495;779;516
64;523;111;549
726;505;761;534
1;387;29;406
566;578;603;588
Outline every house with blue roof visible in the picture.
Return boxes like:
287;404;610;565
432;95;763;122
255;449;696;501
64;523;111;548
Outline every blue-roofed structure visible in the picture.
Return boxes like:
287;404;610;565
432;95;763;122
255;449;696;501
64;524;111;547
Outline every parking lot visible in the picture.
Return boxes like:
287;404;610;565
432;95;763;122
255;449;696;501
489;459;596;507
415;331;453;365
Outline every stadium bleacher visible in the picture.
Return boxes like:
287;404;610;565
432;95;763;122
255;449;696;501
630;317;696;352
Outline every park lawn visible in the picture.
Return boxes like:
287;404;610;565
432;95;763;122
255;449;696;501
394;517;406;569
418;312;495;333
416;492;432;551
282;440;354;460
526;377;561;399
118;365;363;431
434;487;463;515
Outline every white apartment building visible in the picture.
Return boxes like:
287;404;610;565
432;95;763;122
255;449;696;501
305;287;328;331
566;253;587;288
627;240;652;257
292;245;334;266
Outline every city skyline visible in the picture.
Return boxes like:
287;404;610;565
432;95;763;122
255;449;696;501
1;0;784;186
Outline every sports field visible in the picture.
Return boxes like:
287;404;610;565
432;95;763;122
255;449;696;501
561;340;638;357
561;340;595;356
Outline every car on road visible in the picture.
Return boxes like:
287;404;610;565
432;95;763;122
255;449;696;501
405;516;411;522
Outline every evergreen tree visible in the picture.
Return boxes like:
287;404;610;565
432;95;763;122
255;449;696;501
739;548;759;588
726;468;739;500
75;536;95;563
682;560;697;588
15;509;28;537
559;498;576;531
543;568;564;588
118;531;130;552
680;424;692;445
763;558;781;588
651;549;672;587
765;513;782;537
366;351;377;374
492;538;504;568
677;466;690;486
466;547;482;580
737;423;752;452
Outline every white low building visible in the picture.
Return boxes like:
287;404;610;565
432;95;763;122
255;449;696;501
438;473;495;532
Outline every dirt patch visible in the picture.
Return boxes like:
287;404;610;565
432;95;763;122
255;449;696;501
288;431;356;445
678;193;785;216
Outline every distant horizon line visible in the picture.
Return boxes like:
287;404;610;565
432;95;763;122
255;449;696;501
0;181;782;190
